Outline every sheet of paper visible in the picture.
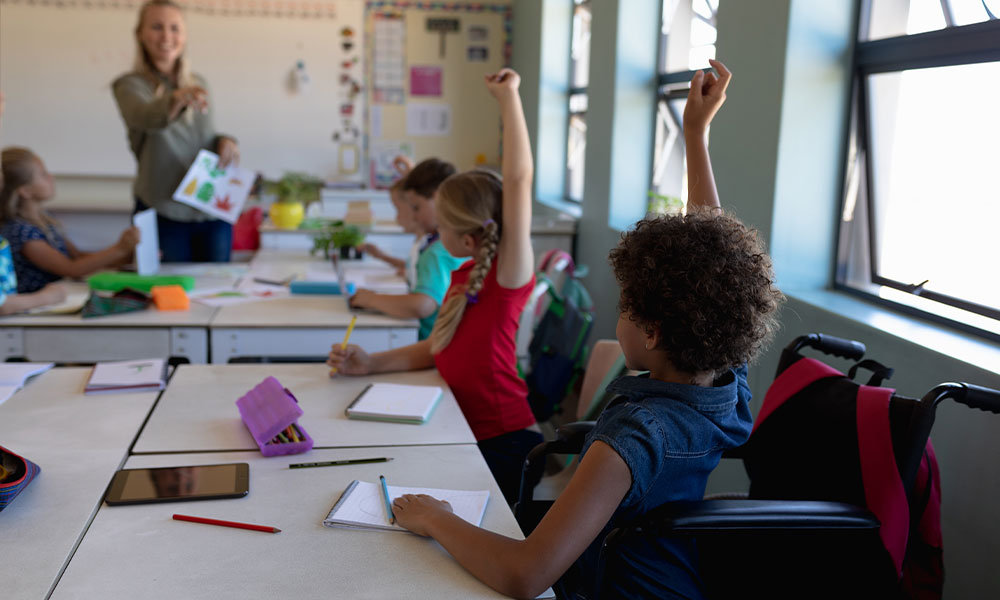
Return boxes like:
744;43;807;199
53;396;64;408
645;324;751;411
0;384;19;407
0;362;54;387
324;480;489;531
172;150;255;224
406;103;452;137
133;208;160;275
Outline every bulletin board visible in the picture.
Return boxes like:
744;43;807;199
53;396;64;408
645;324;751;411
0;0;366;181
364;1;512;188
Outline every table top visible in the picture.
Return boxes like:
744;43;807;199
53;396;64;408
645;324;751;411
0;368;160;600
132;364;476;453
51;446;524;600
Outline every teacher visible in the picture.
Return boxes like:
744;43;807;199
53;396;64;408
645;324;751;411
112;0;240;262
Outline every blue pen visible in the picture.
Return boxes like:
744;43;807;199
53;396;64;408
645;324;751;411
379;474;396;525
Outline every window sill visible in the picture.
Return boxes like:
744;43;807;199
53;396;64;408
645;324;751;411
785;288;1000;376
534;196;582;220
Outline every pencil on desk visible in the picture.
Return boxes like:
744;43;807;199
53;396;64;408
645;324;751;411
289;457;392;469
379;474;396;525
173;514;280;534
329;315;358;376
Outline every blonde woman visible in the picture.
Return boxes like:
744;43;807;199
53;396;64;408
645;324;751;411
328;68;540;504
112;0;240;262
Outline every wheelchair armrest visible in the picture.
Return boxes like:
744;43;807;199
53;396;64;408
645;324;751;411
551;421;596;453
638;499;880;533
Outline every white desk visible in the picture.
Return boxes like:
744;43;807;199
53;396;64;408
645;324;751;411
209;251;417;363
0;368;160;600
132;364;476;453
51;446;524;600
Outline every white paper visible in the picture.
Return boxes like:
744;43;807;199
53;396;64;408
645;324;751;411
324;480;489;531
86;358;166;393
406;103;452;137
172;150;255;224
0;362;54;387
25;290;90;315
0;385;19;407
133;208;160;276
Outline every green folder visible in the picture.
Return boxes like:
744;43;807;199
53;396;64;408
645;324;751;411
87;272;196;293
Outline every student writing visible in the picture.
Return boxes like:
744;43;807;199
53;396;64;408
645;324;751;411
0;147;140;293
328;69;542;503
357;155;419;283
348;158;465;340
388;60;785;599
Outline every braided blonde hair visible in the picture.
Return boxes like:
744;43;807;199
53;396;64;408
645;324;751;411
429;170;503;354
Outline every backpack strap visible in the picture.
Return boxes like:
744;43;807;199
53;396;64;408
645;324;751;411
753;357;844;433
856;385;909;577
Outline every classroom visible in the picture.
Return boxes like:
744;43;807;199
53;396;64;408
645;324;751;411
1;0;999;598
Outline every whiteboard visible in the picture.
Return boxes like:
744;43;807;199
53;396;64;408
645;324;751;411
0;1;365;180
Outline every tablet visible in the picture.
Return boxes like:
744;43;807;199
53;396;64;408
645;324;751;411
104;463;249;506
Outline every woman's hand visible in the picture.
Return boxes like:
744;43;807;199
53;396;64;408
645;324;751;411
484;68;521;101
348;288;377;309
683;59;731;135
168;85;209;120
216;137;241;168
116;226;141;252
392;494;453;537
327;343;372;376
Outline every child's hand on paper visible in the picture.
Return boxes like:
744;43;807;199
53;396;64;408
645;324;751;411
348;288;377;309
117;226;141;252
327;343;371;376
683;59;731;136
392;493;453;536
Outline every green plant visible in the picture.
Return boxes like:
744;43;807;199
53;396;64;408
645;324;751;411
310;220;343;258
265;172;324;206
331;224;365;248
647;190;684;215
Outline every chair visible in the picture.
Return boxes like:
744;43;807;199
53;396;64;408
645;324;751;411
514;334;1000;599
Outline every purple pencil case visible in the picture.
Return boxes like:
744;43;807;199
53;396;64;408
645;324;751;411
236;376;313;457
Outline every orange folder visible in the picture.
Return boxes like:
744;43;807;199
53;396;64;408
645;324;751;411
151;285;190;311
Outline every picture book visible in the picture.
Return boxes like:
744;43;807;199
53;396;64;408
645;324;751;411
172;150;255;224
85;358;167;394
344;383;443;424
323;479;489;532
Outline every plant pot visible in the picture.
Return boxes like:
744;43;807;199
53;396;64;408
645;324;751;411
338;246;364;260
269;201;305;230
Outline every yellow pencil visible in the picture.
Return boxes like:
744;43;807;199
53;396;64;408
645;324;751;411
329;315;358;375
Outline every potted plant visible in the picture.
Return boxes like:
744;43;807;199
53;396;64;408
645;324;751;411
330;224;366;259
310;220;343;259
265;172;324;229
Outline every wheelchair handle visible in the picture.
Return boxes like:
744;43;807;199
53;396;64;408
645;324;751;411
788;334;866;361
924;382;1000;414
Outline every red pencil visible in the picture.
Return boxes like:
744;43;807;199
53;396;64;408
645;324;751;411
172;513;281;533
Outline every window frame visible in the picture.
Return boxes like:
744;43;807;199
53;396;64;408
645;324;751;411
564;0;592;204
838;13;1000;331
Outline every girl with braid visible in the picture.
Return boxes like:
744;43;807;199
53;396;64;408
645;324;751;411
328;68;540;504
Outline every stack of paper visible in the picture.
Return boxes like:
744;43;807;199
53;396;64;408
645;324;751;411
323;480;489;532
85;358;167;394
0;362;55;406
344;383;443;424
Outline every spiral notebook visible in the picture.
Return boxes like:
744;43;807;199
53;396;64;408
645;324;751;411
323;479;489;532
344;383;443;424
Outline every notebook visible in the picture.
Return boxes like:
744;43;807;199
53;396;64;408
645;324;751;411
0;363;55;406
85;358;167;394
344;383;443;424
323;479;489;532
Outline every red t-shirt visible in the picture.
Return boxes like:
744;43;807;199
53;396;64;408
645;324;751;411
434;260;537;441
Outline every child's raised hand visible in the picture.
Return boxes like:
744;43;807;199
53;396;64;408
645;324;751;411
392;493;453;536
392;155;414;176
117;226;141;252
683;59;732;134
484;68;521;100
327;343;372;377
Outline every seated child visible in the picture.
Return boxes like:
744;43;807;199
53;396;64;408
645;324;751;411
385;60;785;599
348;158;465;340
0;235;66;315
0;147;140;293
357;160;422;286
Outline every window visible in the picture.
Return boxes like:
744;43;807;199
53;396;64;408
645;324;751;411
650;0;719;214
565;0;591;203
837;0;1000;338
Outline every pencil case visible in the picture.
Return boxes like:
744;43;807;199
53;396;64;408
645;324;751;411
235;377;313;457
0;445;41;512
88;272;196;293
289;280;355;295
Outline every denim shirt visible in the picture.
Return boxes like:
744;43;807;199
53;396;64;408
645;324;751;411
574;365;753;599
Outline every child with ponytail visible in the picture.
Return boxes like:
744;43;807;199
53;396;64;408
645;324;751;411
328;68;540;503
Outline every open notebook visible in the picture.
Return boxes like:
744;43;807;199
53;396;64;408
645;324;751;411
0;363;54;406
323;480;489;532
85;358;167;394
344;383;443;424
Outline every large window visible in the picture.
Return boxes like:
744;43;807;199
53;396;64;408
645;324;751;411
650;0;719;214
565;0;591;203
838;0;1000;338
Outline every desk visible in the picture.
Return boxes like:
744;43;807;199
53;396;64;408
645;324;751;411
209;251;417;363
50;446;523;600
132;364;476;453
0;368;160;600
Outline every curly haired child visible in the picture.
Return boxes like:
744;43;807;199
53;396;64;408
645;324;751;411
385;60;785;599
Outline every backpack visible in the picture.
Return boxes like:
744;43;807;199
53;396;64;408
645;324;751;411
744;353;943;599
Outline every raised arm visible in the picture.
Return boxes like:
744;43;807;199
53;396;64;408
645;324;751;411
683;59;731;213
486;69;534;289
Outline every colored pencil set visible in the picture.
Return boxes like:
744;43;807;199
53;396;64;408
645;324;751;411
269;423;305;445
